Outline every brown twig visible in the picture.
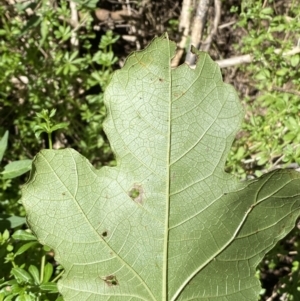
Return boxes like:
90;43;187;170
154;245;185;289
218;20;236;29
271;86;300;97
185;0;211;65
266;291;279;301
200;0;221;52
171;0;192;67
215;47;300;68
69;1;79;48
125;0;141;50
94;9;132;22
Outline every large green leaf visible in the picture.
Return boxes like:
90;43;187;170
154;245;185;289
21;34;300;300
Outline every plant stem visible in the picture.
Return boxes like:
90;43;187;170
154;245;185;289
40;254;45;283
51;270;64;283
48;133;53;149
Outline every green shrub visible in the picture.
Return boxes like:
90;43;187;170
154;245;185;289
0;1;119;299
0;1;119;166
227;1;300;178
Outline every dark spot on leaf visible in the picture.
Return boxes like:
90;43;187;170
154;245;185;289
130;188;139;198
101;231;108;237
102;275;118;286
128;184;144;204
159;78;163;82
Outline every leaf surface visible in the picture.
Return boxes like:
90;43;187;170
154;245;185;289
21;35;300;301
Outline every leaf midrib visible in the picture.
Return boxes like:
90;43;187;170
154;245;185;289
163;35;172;301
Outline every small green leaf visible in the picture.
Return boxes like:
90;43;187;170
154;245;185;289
43;263;53;283
1;160;32;179
260;7;273;15
276;68;289;76
28;265;40;284
40;19;49;47
14;242;39;257
12;230;37;241
4;294;15;301
69;51;79;61
255;70;270;80
0;215;26;230
1;279;18;287
0;131;8;162
291;54;300;67
42;245;52;252
34;123;50;132
11;268;33;284
49;109;56;118
6;244;13;252
39;282;58;293
2;229;10;241
50;122;69;132
34;129;44;139
15;294;35;301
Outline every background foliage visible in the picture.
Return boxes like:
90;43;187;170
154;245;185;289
0;0;299;300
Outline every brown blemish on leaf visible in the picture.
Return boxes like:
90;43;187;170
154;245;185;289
102;275;118;286
128;184;144;204
101;231;108;238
